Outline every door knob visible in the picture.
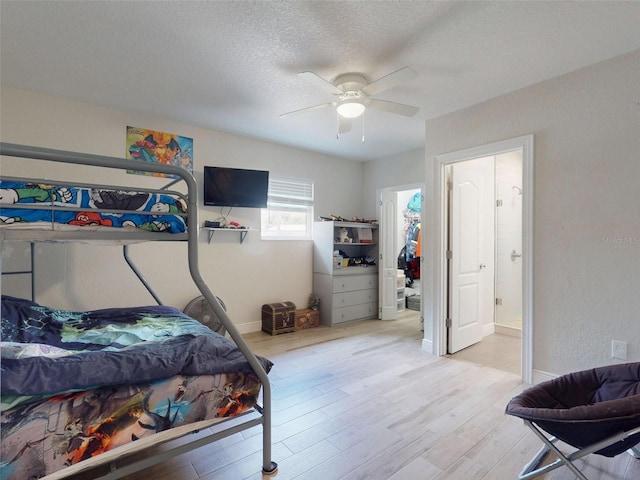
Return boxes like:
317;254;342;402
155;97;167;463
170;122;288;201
511;250;522;261
479;263;486;270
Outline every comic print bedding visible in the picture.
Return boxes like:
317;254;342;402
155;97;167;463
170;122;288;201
0;296;272;479
0;180;187;233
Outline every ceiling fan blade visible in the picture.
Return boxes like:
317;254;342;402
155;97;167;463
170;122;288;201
367;99;419;117
338;116;352;134
280;102;334;118
361;66;418;96
298;71;343;95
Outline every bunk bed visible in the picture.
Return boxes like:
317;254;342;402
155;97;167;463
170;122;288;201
0;143;277;479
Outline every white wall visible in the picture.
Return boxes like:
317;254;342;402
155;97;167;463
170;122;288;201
0;86;365;333
422;49;640;376
362;148;425;220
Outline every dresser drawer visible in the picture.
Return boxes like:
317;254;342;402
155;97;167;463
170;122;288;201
333;288;377;308
331;302;378;324
332;274;377;293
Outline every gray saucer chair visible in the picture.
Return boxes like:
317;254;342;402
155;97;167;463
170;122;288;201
506;362;640;480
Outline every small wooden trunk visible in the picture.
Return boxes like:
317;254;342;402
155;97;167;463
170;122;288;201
261;302;296;335
295;308;320;330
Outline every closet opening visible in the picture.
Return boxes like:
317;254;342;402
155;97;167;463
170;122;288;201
378;183;424;328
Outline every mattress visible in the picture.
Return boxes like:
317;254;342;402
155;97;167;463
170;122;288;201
1;372;263;479
0;180;187;233
0;296;272;479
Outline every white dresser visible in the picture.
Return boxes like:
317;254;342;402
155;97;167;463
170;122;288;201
312;221;378;326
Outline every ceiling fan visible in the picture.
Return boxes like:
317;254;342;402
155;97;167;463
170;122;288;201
280;66;420;137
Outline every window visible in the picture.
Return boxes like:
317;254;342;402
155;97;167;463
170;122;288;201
261;176;314;240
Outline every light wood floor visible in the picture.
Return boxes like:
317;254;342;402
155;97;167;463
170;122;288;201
82;312;638;480
452;329;521;376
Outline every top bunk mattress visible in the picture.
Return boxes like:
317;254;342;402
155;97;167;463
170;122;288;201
0;180;188;236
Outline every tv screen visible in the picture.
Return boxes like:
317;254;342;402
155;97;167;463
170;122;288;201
203;166;269;208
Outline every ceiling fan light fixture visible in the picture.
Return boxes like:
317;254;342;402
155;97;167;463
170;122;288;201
336;100;366;118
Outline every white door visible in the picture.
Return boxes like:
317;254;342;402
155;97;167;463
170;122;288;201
379;190;398;320
448;157;492;353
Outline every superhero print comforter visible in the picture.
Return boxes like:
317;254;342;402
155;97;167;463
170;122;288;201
0;296;272;479
0;180;187;233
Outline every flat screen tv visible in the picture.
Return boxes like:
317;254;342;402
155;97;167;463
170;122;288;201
203;166;269;208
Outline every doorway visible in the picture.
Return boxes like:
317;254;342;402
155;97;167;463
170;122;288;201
378;184;424;325
433;135;534;382
444;152;523;375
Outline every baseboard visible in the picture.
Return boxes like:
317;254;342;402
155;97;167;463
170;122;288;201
483;323;495;337
421;338;433;354
532;369;558;384
237;321;262;335
495;324;522;338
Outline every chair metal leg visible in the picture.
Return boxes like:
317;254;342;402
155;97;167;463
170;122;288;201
519;421;640;480
519;443;552;479
522;421;588;480
521;442;551;475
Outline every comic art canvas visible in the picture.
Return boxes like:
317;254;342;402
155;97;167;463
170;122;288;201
126;126;193;178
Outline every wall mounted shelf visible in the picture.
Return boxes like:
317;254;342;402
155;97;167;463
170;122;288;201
203;227;253;244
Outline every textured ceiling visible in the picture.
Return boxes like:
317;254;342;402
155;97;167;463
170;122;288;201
1;1;639;161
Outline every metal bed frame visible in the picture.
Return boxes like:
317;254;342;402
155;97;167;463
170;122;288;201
0;142;277;478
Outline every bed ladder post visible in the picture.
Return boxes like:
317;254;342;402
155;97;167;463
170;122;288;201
0;241;37;301
182;162;277;475
187;269;278;475
30;241;35;301
261;379;278;475
122;245;163;305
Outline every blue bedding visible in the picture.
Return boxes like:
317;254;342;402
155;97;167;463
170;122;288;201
0;180;187;233
0;296;271;401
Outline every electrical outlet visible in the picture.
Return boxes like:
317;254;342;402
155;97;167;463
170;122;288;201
611;340;628;360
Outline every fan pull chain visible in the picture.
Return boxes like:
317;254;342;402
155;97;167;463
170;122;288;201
336;112;340;140
361;111;365;143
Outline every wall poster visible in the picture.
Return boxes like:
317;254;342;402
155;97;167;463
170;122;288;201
126;126;193;178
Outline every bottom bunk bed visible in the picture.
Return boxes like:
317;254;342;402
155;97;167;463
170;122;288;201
0;143;277;479
0;295;272;479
